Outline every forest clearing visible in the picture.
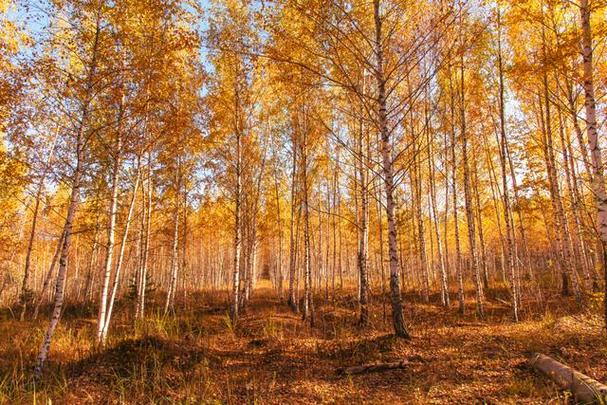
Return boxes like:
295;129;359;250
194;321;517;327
1;0;607;403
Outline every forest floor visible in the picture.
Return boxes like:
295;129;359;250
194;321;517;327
1;279;606;404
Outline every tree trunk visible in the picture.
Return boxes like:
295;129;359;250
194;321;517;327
136;154;153;320
97;136;122;345
449;69;465;315
32;230;65;321
101;168;141;343
428;103;449;307
34;130;84;378
579;0;607;330
374;0;409;339
34;9;101;374
165;173;181;315
232;124;242;322
301;116;313;324
357;114;369;326
288;141;298;311
496;7;519;321
460;45;484;318
273;166;284;298
528;353;607;402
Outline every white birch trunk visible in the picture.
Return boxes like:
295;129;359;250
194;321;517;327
580;0;607;328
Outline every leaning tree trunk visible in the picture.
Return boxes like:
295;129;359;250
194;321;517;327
34;10;101;375
32;230;64;321
34;132;84;378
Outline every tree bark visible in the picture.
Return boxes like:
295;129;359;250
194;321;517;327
496;7;519;321
357;113;369;326
288;140;298;311
460;43;484;318
528;353;607;402
101;167;141;343
32;230;65;321
165;168;181;315
374;0;409;339
301;112;313;324
34;8;101;375
579;0;607;329
232;108;243;322
35;121;85;378
97;135;122;345
449;68;465;315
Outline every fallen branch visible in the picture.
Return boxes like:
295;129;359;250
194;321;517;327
336;360;409;376
528;353;607;403
455;322;487;328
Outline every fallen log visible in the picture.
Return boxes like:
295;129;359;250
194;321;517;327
528;353;607;403
336;360;409;376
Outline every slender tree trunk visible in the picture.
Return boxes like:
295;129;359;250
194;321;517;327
97;136;122;345
34;9;101;374
376;179;387;322
450;70;465;315
374;0;409;339
332;147;340;303
101;168;141;343
428;102;449;307
579;0;607;330
232;125;242;322
288;141;298;310
496;7;519;321
357;115;369;326
165;171;181;315
301;117;313;324
412;138;430;303
273;166;284;298
83;220;99;303
35;129;85;378
472;154;489;291
32;230;65;321
460;46;484;318
136;154;153;320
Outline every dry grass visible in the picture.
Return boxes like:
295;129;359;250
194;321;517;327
0;280;605;404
